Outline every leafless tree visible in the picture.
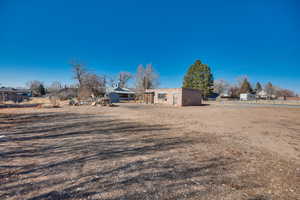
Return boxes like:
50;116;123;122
144;64;158;89
84;74;106;94
135;64;158;95
70;60;106;99
275;88;296;97
135;64;145;93
264;82;276;98
118;72;132;88
71;60;87;87
214;79;230;94
228;86;240;98
26;80;46;97
48;81;62;93
107;76;117;88
78;73;106;99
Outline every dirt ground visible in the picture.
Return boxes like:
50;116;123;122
0;103;299;200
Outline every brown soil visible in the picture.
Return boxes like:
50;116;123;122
0;103;299;200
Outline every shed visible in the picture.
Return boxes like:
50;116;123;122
145;88;202;106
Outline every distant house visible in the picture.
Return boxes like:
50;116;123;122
256;90;277;99
240;93;256;101
107;87;135;103
256;90;268;99
0;87;31;103
145;88;202;106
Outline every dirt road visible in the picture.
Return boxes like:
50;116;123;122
0;103;299;199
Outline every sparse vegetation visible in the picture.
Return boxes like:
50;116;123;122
0;104;299;200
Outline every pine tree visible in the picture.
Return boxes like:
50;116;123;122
255;82;262;93
183;60;214;98
239;78;253;94
39;84;46;96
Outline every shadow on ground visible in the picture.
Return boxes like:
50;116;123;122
0;111;264;200
0;104;40;109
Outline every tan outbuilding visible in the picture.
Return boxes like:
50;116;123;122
144;88;202;106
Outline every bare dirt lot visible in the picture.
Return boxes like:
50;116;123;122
0;103;299;200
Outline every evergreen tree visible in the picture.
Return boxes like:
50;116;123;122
239;78;253;93
255;82;262;93
27;80;46;97
39;84;46;96
183;60;214;98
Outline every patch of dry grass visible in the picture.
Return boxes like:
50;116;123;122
0;104;299;199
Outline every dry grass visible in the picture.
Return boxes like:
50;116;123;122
25;97;52;104
0;103;299;200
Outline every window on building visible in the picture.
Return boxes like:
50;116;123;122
158;93;167;101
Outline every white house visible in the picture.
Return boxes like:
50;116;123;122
256;90;276;99
240;93;256;101
256;90;268;99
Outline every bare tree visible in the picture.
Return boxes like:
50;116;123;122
107;76;117;88
71;60;87;87
275;88;296;97
144;64;158;89
135;64;158;94
26;80;46;97
117;72;132;88
48;81;62;93
214;79;230;94
264;82;275;98
135;64;145;93
81;73;106;97
229;86;240;98
70;60;106;99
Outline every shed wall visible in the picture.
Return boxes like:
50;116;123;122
182;88;202;106
148;88;182;106
146;88;202;106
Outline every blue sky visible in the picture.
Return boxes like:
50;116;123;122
0;0;299;93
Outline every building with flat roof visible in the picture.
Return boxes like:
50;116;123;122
145;88;202;106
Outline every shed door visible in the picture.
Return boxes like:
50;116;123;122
172;94;178;105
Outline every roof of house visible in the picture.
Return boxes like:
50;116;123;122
257;90;267;96
107;87;135;94
0;87;30;93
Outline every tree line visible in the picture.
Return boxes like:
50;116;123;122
25;59;297;99
214;77;296;98
26;61;158;99
182;60;296;99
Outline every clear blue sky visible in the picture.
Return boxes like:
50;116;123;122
0;0;299;93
